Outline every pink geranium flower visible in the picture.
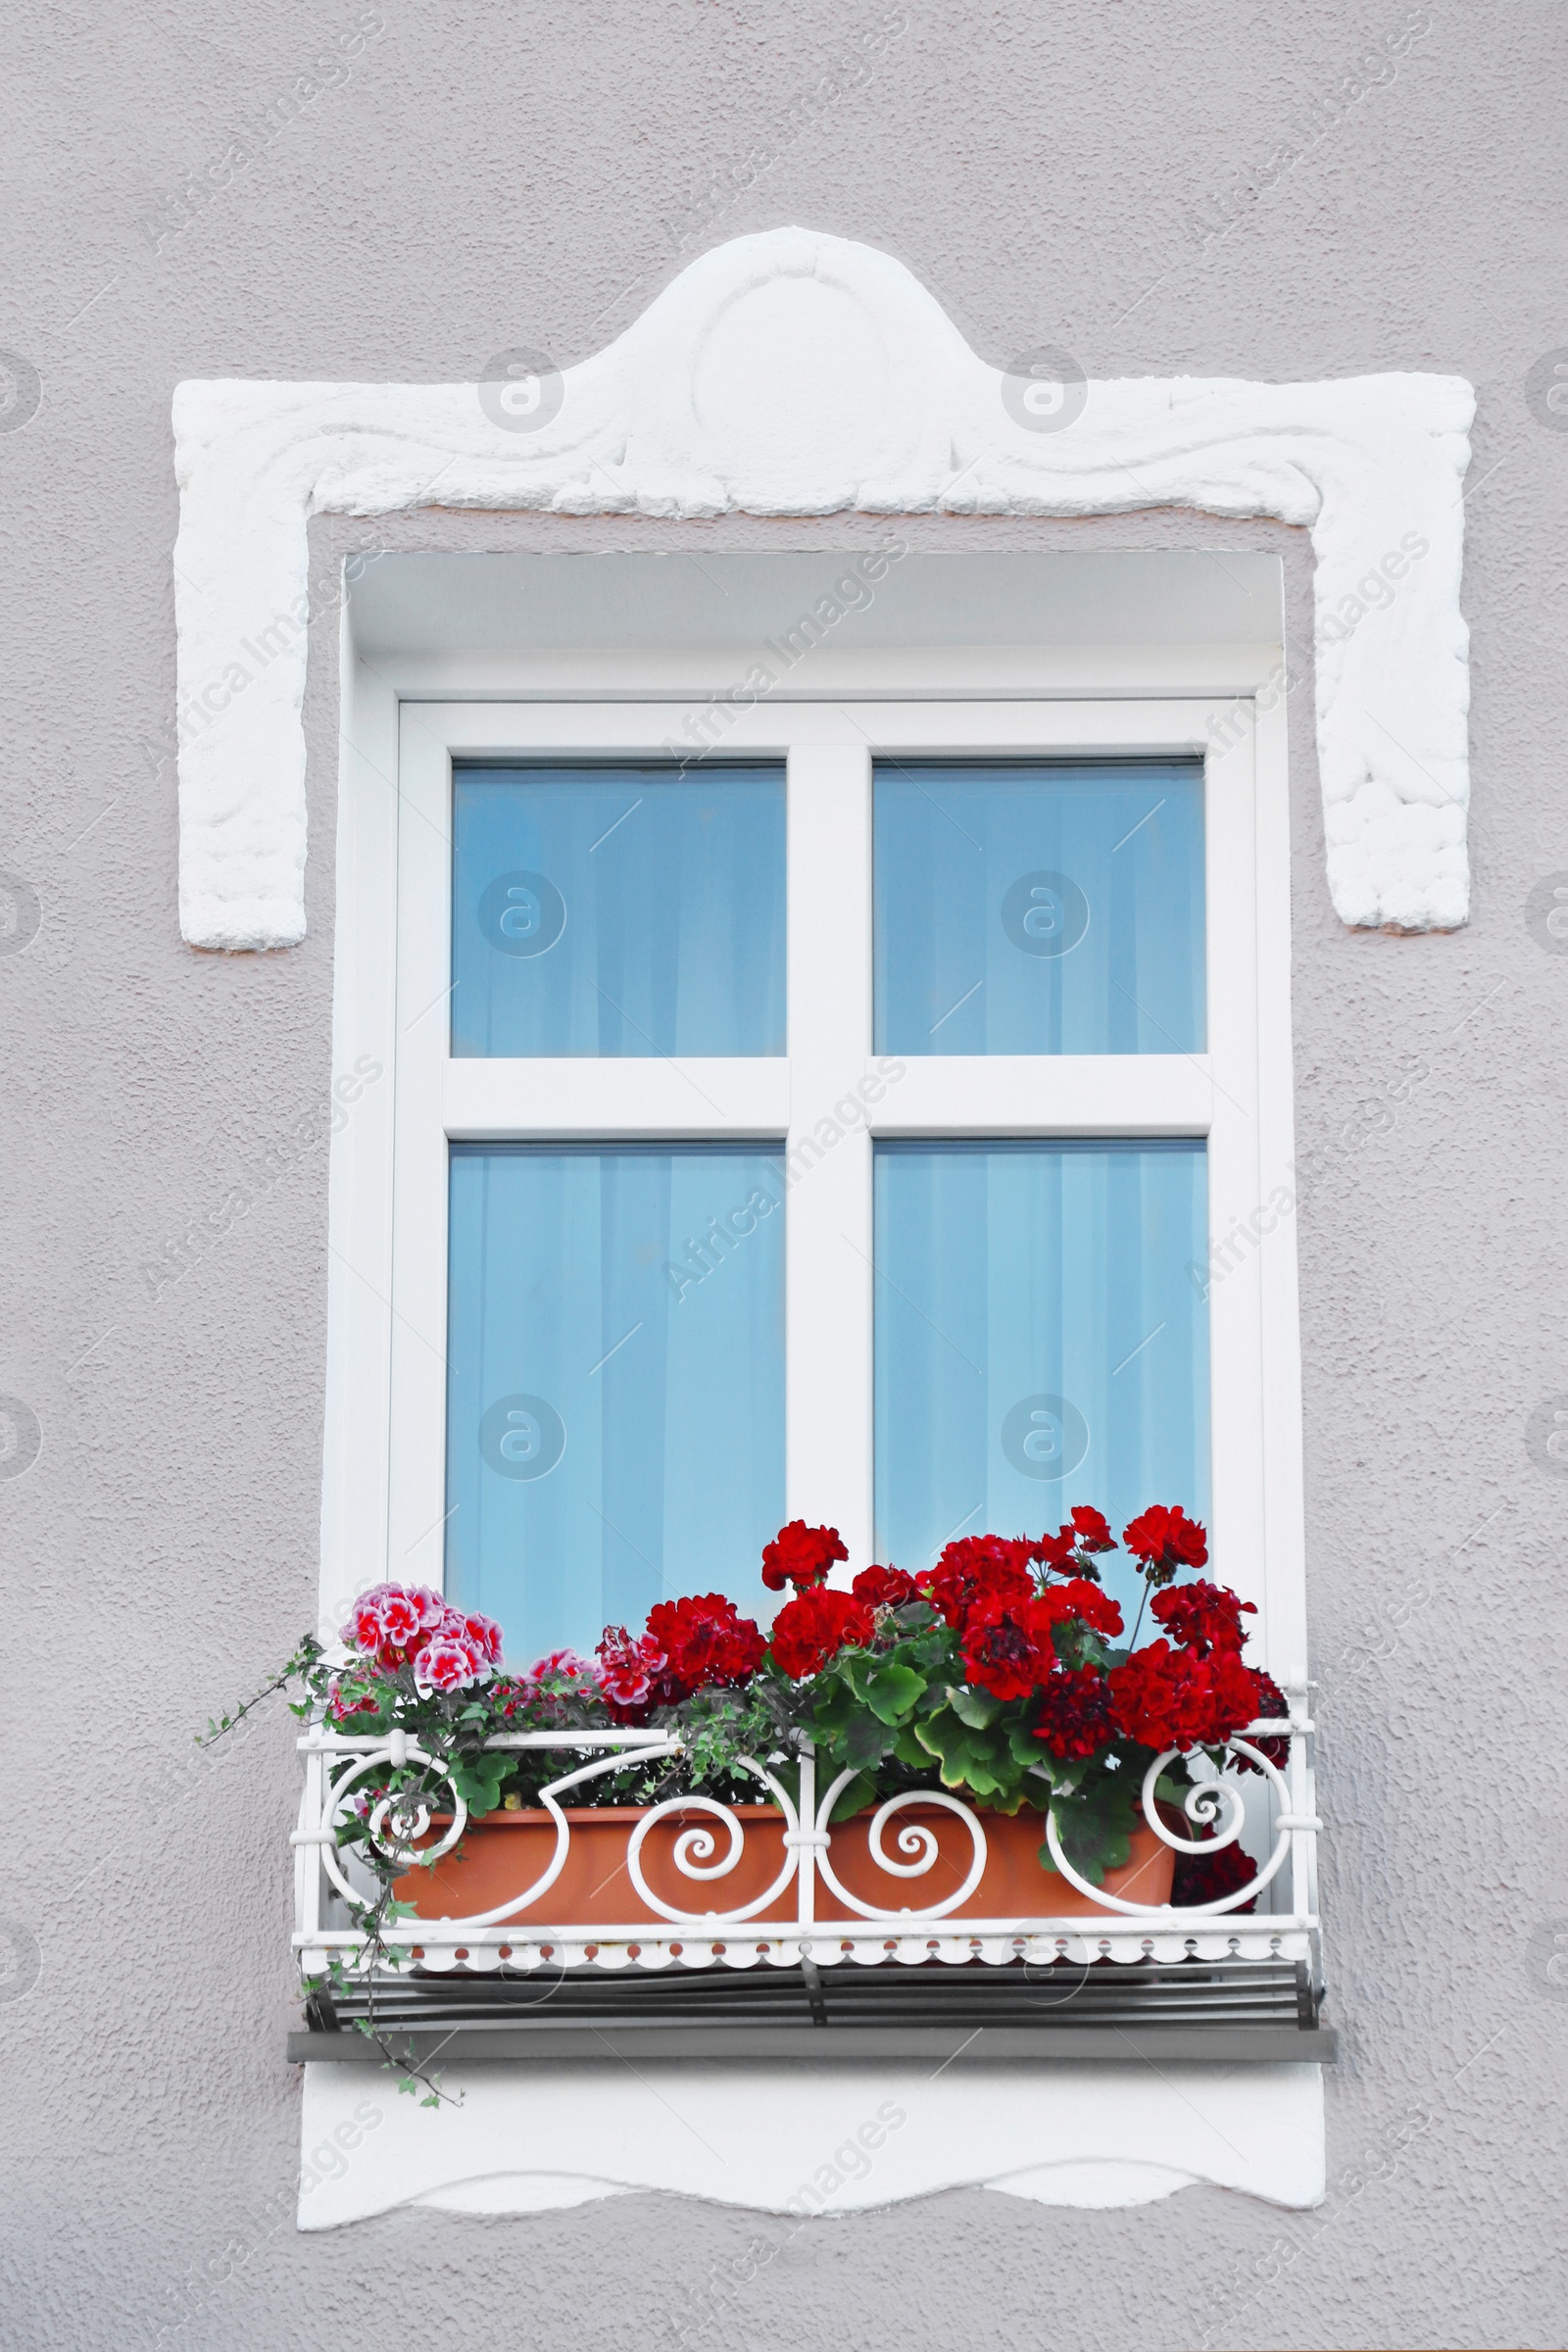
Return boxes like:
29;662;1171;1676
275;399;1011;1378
376;1591;423;1651
461;1610;504;1667
415;1637;482;1693
340;1583;396;1652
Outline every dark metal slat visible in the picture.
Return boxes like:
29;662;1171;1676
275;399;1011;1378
294;1954;1329;2059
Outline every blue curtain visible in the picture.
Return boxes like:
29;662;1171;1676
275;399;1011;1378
873;1140;1210;1626
451;764;787;1057
874;760;1205;1056
446;1146;786;1663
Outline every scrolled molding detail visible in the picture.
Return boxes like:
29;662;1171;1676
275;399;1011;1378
172;224;1473;950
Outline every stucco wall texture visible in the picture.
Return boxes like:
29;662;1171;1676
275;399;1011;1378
3;3;1565;2346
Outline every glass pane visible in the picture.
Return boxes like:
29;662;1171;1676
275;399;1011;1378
451;763;787;1057
446;1145;784;1661
874;760;1205;1055
874;1141;1209;1624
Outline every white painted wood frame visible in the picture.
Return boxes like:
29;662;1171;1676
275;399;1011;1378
321;662;1304;1682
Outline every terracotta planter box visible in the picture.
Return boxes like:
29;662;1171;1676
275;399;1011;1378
393;1801;1174;1930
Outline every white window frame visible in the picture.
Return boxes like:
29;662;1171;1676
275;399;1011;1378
322;662;1304;1680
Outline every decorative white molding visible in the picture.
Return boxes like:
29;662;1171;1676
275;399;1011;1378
172;225;1472;950
298;2059;1326;2227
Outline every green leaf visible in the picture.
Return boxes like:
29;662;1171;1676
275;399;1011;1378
837;1650;878;1705
449;1753;509;1817
913;1703;1024;1801
827;1769;880;1821
1041;1751;1090;1797
1042;1767;1140;1885
861;1662;927;1725
892;1723;935;1772
976;1783;1031;1817
844;1711;896;1772
946;1682;1001;1731
808;1678;861;1740
1004;1717;1048;1770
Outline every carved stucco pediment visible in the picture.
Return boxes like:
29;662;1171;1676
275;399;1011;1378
172;224;1472;950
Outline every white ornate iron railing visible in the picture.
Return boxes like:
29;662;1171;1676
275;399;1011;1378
292;1693;1322;1987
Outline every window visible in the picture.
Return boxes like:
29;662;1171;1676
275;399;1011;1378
873;1137;1209;1628
353;678;1299;1673
873;759;1206;1057
445;1140;784;1650
449;762;786;1058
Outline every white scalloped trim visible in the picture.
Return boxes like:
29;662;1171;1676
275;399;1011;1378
172;225;1472;950
298;2060;1324;2225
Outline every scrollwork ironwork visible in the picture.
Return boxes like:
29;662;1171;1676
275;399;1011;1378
813;1777;989;1920
623;1757;802;1924
1044;1733;1295;1916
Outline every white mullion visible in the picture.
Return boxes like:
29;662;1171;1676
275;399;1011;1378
442;1056;788;1141
872;1054;1212;1138
785;738;874;1571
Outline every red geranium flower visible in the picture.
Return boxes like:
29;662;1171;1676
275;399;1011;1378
1121;1504;1208;1586
1193;1649;1264;1740
1037;1504;1120;1577
1107;1641;1265;1751
760;1520;849;1592
960;1579;1118;1700
959;1594;1061;1700
768;1588;874;1679
1032;1666;1118;1760
1234;1668;1290;1775
917;1536;1037;1629
853;1564;918;1609
1041;1578;1124;1641
1171;1839;1257;1911
646;1594;766;1693
1150;1579;1254;1658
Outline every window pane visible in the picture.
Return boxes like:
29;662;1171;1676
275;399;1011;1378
446;1145;784;1661
451;763;787;1057
874;1141;1210;1623
874;760;1205;1055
